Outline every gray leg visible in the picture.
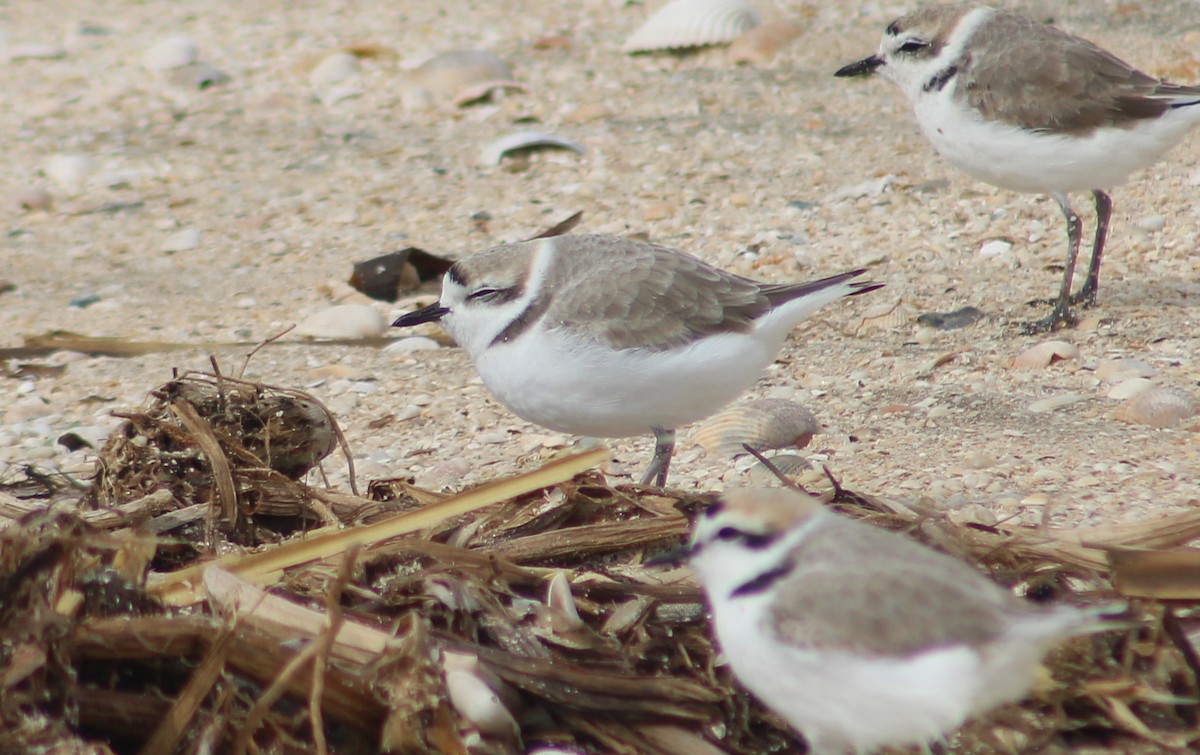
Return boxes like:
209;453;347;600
1024;192;1081;333
639;428;676;486
1072;189;1111;308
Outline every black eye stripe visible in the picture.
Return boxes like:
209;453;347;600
898;40;927;53
467;286;522;305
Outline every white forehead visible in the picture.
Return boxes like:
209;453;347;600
693;488;823;541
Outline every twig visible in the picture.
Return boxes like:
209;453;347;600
309;543;360;755
238;325;297;380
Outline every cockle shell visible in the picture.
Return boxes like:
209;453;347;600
727;19;802;65
690;398;818;459
746;453;812;484
623;0;761;53
1114;387;1198;429
851;298;907;333
1009;340;1079;370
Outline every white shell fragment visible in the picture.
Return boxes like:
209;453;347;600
1009;340;1079;370
691;398;819;459
45;154;96;192
1095;358;1156;384
442;651;519;739
309;52;361;105
480;131;585;165
624;0;761;53
295;304;388;339
162;228;202;252
142;35;199;71
1106;378;1155;401
1028;392;1085;414
401;48;517;109
1114;387;1198;429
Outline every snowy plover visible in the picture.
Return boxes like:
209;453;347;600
836;3;1200;331
687;488;1109;753
393;235;879;485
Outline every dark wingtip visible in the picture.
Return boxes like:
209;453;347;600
392;303;449;327
835;55;883;78
848;280;885;297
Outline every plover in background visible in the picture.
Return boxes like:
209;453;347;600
835;2;1200;331
686;487;1115;754
393;234;880;485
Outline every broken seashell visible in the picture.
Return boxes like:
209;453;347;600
451;79;526;107
6;44;67;61
1106;377;1155;401
480;130;585;165
852;298;907;333
295;304;387;339
310;52;361;103
690;398;819;459
1009;340;1079;370
142;35;199;71
727;19;802;65
544;571;586;634
746;453;811;485
401;48;515;109
442;653;520;739
624;0;761;53
1027;392;1085;414
1114;387;1197;429
1095;357;1156;383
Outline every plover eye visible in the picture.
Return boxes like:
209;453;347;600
898;40;928;54
467;288;501;302
714;526;777;549
715;526;743;541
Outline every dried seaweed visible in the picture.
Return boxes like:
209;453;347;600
3;376;1200;753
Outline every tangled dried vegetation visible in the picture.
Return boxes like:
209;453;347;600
2;370;1200;754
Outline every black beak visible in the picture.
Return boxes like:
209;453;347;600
392;302;449;327
835;55;883;77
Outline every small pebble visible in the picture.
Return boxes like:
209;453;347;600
11;187;53;212
45;154;96;191
69;292;101;308
978;239;1012;257
915;306;984;331
1136;215;1165;232
162;228;202;252
143;35;199;71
